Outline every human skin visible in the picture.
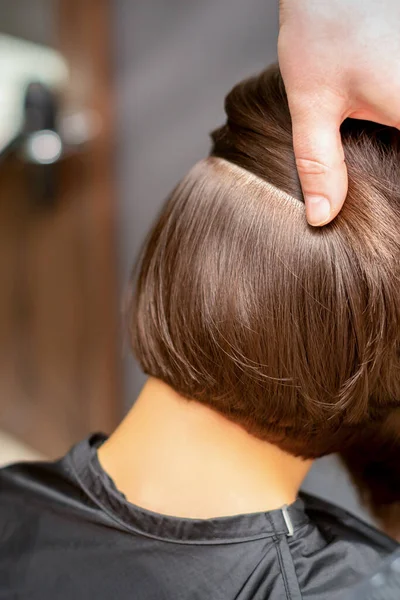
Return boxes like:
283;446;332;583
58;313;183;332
278;0;400;226
98;377;312;519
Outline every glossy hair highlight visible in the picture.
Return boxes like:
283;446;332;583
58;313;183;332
130;66;400;463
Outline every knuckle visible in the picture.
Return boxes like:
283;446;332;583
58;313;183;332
295;157;330;176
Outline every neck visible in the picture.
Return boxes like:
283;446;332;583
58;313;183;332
98;377;312;519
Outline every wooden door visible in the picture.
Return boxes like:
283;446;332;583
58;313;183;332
0;0;121;457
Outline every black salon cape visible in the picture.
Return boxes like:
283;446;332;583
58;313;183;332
0;434;397;599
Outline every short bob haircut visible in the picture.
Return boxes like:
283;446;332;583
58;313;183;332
130;65;400;463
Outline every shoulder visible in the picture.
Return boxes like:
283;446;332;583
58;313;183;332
0;439;120;599
300;490;398;553
0;456;83;578
0;433;107;508
0;436;108;543
0;455;87;540
290;492;399;597
0;455;77;501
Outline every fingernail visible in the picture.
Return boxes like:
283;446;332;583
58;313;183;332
306;196;331;226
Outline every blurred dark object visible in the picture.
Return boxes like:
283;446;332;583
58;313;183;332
24;81;57;132
0;81;99;209
23;82;60;207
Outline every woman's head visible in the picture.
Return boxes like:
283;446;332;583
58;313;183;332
130;65;400;459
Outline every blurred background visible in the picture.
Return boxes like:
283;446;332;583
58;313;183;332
0;0;370;523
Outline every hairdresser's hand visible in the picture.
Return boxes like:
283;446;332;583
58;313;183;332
278;0;400;226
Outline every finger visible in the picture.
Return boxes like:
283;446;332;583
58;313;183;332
291;105;348;226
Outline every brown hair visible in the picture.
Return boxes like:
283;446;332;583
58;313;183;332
130;65;400;462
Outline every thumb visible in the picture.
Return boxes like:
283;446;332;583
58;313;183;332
291;105;348;226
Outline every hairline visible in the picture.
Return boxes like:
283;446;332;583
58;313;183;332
204;156;305;212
